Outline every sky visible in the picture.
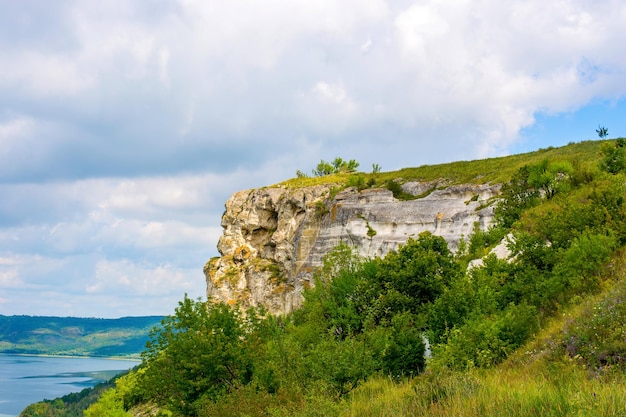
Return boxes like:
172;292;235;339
1;0;625;318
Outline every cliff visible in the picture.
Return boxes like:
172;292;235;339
205;181;500;315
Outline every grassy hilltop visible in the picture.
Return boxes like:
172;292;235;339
279;139;603;188
23;138;626;416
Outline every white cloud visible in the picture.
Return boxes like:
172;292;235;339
89;259;197;296
0;253;67;288
395;3;450;54
1;0;626;316
314;81;351;105
0;116;34;143
0;268;20;288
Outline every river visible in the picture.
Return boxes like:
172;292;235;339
0;354;140;417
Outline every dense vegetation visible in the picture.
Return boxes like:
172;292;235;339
20;374;125;417
32;139;626;416
0;315;163;357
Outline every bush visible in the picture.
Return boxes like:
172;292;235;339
599;139;625;174
139;297;263;416
312;157;360;176
433;303;539;370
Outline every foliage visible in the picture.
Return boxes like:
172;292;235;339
495;159;574;228
597;125;609;138
313;157;360;176
385;179;419;200
370;233;460;322
432;303;539;370
552;268;626;372
599;138;626;173
380;312;426;378
21;372;128;417
462;223;507;261
528;159;573;198
138;297;265;415
346;254;626;416
346;174;367;190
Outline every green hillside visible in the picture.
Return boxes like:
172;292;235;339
279;139;603;188
23;138;626;416
0;315;163;358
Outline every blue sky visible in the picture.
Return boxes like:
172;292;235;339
1;0;625;318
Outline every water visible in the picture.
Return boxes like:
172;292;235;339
0;354;140;417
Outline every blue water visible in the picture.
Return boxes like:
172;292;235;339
0;354;140;417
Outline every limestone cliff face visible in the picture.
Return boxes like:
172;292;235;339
205;181;500;315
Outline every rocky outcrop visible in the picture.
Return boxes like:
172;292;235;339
205;181;500;315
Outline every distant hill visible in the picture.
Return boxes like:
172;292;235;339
0;315;163;358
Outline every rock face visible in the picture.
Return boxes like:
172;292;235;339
205;181;500;315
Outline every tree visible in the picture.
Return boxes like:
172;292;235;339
313;160;335;176
371;232;460;321
312;157;360;176
597;125;608;138
381;312;426;378
600;138;626;174
139;296;259;416
495;165;538;227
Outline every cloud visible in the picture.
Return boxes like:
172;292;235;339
88;259;195;296
2;1;625;177
0;0;625;316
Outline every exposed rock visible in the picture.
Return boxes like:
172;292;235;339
205;182;501;315
467;233;514;270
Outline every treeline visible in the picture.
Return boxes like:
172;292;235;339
75;141;626;416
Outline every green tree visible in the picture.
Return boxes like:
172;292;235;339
381;312;426;378
527;159;573;199
84;388;131;417
596;125;608;138
313;160;335;176
312;157;360;176
372;232;460;321
433;303;538;370
495;165;539;227
139;297;259;416
599;138;626;174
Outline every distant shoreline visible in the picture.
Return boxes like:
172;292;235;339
0;352;142;362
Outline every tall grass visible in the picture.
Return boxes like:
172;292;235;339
344;365;626;416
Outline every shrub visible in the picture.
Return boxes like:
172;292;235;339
433;303;538;370
599;139;626;174
139;297;263;416
312;158;360;176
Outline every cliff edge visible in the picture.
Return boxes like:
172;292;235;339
205;181;500;315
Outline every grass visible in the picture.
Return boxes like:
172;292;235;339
278;140;607;190
343;363;626;416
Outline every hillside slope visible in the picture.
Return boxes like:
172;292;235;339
0;315;163;357
27;138;626;416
